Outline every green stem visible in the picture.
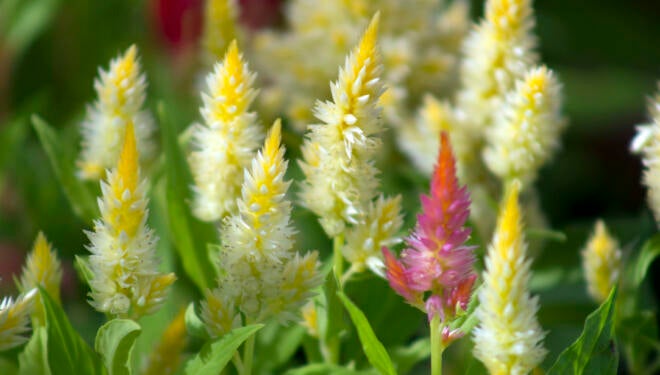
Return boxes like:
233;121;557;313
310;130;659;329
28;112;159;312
232;352;244;374
242;333;256;375
430;315;444;375
333;234;344;285
324;234;345;364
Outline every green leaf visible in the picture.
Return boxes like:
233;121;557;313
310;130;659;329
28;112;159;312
32;115;97;223
95;319;142;375
337;292;396;375
41;288;102;375
185;302;210;340
633;233;660;288
254;323;306;373
2;0;60;55
526;228;567;242
184;324;264;375
547;288;619;375
18;326;50;375
0;358;18;375
158;103;216;292
618;311;660;374
74;255;94;286
391;338;430;375
323;271;343;344
284;364;377;375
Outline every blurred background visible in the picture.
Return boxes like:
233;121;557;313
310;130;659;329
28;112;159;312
1;0;659;371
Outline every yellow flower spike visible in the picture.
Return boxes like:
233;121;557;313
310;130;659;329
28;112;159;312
78;45;155;180
300;14;384;236
343;195;403;273
581;220;622;303
86;124;174;319
189;40;263;222
473;181;547;375
18;232;62;325
484;66;565;188
0;289;36;351
203;119;322;330
143;309;188;375
203;0;239;65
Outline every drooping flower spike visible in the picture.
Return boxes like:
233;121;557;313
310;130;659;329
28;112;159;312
473;180;546;375
384;132;476;329
86;122;175;319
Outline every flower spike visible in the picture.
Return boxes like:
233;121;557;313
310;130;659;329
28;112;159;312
86;122;175;319
0;289;36;351
473;180;546;374
581;220;621;303
384;132;476;332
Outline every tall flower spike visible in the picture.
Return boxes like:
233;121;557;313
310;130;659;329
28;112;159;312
456;0;537;134
78;45;155;180
18;232;62;325
484;66;565;187
202;120;322;336
0;289;36;351
86;123;175;319
202;0;240;65
473;181;546;375
189;40;263;221
632;85;660;227
581;220;622;303
384;133;476;327
299;14;384;236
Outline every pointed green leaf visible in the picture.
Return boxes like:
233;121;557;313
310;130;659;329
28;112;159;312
185;302;210;340
633;233;660;288
184;324;264;375
41;288;102;375
95;319;141;375
18;326;50;375
158;103;216;292
547;288;618;375
32;115;97;223
337;292;396;375
74;255;94;287
284;363;378;375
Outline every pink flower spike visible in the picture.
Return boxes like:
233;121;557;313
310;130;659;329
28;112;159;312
383;247;419;304
383;132;477;329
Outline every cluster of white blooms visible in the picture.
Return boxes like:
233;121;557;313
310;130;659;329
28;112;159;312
86;123;175;319
249;0;469;131
78;45;155;180
632;86;660;226
473;182;546;374
299;16;385;237
483;66;565;186
201;122;322;336
0;289;36;351
189;41;263;222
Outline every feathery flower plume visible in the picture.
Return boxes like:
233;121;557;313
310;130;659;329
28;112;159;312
202;0;240;65
78;45;155;180
343;195;403;274
143;309;188;375
581;220;621;303
0;289;36;351
473;181;546;375
18;232;62;325
484;66;565;187
299;14;384;236
86;123;175;319
456;0;537;134
383;133;476;335
201;121;322;337
189;40;263;222
632;85;660;226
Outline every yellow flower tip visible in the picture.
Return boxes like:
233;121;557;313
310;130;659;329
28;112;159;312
582;220;621;303
20;232;62;305
117;121;139;193
143;308;187;375
264;119;282;156
486;0;530;35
